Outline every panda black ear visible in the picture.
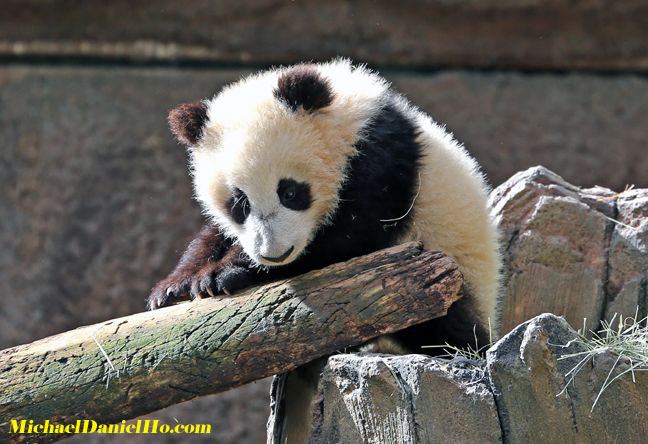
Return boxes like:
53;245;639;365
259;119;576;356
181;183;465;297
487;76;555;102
168;101;208;146
274;65;333;113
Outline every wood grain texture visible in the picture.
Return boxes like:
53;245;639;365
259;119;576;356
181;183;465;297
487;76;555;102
0;242;463;442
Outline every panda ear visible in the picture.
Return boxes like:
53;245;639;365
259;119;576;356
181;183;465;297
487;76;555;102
274;65;333;113
168;101;209;146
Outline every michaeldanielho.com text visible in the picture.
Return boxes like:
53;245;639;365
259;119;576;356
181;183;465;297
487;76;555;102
11;419;212;435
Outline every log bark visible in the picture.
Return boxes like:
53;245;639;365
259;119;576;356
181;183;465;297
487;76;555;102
0;242;463;442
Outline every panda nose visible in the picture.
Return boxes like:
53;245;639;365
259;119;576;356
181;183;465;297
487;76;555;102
260;246;294;263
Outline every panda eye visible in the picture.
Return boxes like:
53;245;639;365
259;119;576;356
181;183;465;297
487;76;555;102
227;187;250;224
283;186;296;201
277;178;312;211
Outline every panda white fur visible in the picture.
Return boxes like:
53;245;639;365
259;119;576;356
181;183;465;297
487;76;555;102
148;59;501;352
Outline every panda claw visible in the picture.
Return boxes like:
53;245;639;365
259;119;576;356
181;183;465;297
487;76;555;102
149;261;257;310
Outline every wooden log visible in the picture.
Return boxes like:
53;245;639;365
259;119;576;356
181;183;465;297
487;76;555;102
0;242;463;442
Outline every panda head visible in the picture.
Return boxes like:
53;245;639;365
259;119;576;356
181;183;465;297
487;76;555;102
167;61;386;267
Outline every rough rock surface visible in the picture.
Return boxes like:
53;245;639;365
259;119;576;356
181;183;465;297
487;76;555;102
487;314;648;444
604;189;648;323
490;166;615;332
269;314;648;443
491;166;648;333
268;354;501;444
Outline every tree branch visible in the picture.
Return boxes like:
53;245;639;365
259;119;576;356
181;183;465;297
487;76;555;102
0;242;463;442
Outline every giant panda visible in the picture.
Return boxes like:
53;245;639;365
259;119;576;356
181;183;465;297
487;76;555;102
148;59;501;352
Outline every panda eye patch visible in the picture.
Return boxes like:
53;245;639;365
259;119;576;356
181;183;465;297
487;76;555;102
227;187;250;224
277;178;311;211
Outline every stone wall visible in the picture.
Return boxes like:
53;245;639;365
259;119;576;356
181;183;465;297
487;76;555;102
270;314;648;443
2;3;646;443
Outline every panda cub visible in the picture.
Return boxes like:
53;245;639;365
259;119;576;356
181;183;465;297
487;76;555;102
148;59;501;351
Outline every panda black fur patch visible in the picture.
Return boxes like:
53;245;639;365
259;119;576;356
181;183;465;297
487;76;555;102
274;65;333;112
226;188;250;225
168;101;208;146
271;96;423;275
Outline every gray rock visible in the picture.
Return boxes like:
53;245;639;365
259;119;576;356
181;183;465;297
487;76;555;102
269;354;501;444
487;313;648;444
490;167;615;333
604;189;648;323
269;314;648;443
491;166;648;335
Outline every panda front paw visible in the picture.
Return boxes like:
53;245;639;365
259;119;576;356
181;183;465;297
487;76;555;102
215;266;258;296
147;263;258;310
147;274;191;310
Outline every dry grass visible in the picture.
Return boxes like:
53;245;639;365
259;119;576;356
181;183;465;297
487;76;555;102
420;321;493;385
556;310;648;412
421;313;648;405
421;319;493;361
